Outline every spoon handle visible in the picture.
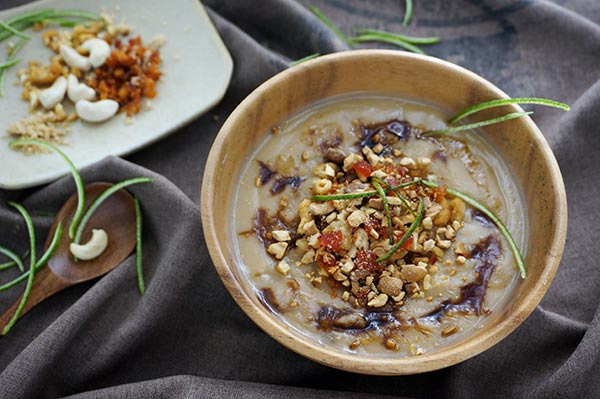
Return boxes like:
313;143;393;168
0;265;71;333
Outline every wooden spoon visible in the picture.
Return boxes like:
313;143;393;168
0;182;136;331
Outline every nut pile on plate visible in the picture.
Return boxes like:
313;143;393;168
8;14;163;154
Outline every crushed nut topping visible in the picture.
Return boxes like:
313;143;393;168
263;145;465;311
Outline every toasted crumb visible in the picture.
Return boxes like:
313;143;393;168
150;34;167;48
7;110;70;153
272;230;291;242
276;260;290;275
267;242;288;259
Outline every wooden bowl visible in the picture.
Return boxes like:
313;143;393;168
200;50;567;375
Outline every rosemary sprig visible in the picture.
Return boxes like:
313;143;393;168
290;53;320;66
0;246;24;272
134;196;145;295
0;58;21;69
0;38;26;97
0;19;31;40
2;202;37;335
309;6;349;44
0;223;62;293
403;0;413;26
423;111;532;136
449;97;570;124
0;250;28;271
40;18;80;27
1;9;102;37
73;178;153;247
353;28;440;45
373;180;395;245
421;180;526;278
312;190;377;201
10;139;85;239
372;176;416;218
311;179;421;201
377;197;424;262
350;34;425;55
308;5;438;54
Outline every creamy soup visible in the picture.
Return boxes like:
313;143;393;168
233;94;526;357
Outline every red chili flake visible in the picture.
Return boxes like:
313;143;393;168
430;255;438;264
355;250;378;271
318;231;343;252
364;218;378;236
352;161;372;179
400;235;414;250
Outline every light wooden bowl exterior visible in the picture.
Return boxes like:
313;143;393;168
201;50;567;375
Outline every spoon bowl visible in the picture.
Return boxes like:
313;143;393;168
0;182;136;331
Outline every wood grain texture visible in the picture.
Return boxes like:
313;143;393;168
0;182;136;331
200;50;568;375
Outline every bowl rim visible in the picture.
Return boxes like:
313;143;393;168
200;49;568;375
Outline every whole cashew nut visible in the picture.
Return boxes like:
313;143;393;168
39;76;67;109
60;44;91;71
75;99;119;122
81;38;110;68
69;229;108;260
67;74;96;102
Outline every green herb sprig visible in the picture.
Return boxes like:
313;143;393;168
350;33;425;55
403;0;413;26
372;176;416;218
0;38;26;97
312;174;526;277
373;180;395;245
353;28;440;45
423;111;532;136
421;180;526;278
425;97;570;137
72;177;153;248
6;138;151;301
0;246;24;272
309;5;439;55
0;58;21;69
290;53;320;66
2;202;37;335
0;250;28;271
377;197;424;262
448;97;570;124
10;139;85;239
0;20;31;40
309;6;349;44
0;223;62;293
0;9;102;42
312;179;420;201
134;197;145;295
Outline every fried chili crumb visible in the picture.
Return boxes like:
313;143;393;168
87;36;162;116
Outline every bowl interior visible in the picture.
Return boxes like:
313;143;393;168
201;50;567;375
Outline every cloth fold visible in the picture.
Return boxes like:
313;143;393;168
0;0;598;398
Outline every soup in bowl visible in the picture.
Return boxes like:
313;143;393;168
201;50;567;375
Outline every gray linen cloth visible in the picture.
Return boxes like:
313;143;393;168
0;0;599;397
